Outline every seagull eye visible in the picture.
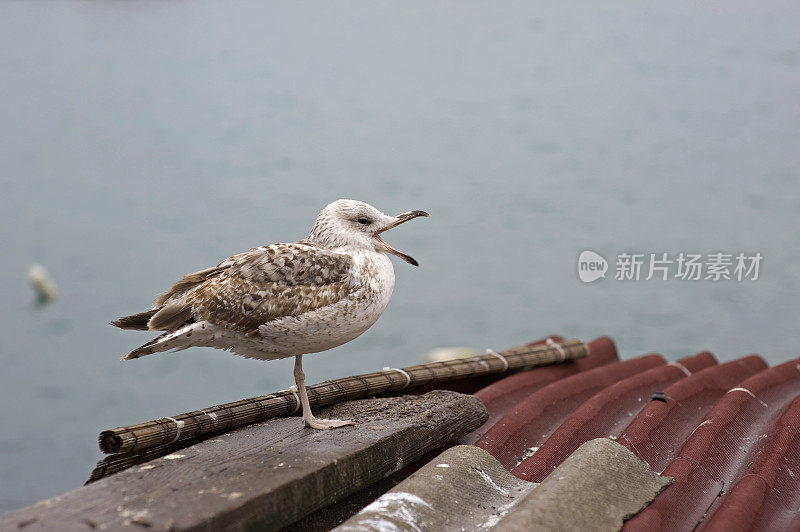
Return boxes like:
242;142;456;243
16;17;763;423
355;217;371;225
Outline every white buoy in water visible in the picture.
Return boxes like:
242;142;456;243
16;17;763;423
28;264;58;304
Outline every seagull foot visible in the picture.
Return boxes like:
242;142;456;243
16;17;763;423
303;417;355;430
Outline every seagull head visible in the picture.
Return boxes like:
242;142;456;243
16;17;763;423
308;199;429;266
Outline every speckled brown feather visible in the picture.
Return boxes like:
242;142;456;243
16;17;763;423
154;265;228;307
148;241;354;336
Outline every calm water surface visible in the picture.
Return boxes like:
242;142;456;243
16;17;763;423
1;1;799;512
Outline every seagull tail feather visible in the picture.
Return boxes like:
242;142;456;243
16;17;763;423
111;310;158;330
122;337;162;360
121;325;195;360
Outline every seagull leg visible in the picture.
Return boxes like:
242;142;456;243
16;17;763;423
293;355;354;430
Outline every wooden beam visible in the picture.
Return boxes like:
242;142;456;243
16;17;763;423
1;391;487;532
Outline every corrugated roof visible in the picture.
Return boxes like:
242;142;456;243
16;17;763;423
619;355;768;474
513;351;717;482
336;439;670;532
493;439;671;532
372;342;800;530
334;445;536;532
476;353;665;469
700;392;800;530
459;336;619;445
453;340;800;529
625;357;800;530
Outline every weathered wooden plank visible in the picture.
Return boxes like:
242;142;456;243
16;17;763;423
1;391;487;532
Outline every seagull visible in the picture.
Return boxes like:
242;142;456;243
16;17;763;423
112;199;429;429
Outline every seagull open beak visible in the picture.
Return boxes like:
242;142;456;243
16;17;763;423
374;210;430;267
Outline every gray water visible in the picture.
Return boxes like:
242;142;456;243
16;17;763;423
1;0;799;513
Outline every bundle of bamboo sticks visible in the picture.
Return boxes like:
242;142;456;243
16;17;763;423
90;338;586;481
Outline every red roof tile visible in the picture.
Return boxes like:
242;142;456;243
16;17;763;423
624;357;800;531
619;355;767;474
476;353;665;469
700;392;800;530
513;351;717;482
459;336;618;445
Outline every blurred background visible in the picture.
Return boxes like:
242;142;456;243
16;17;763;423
1;0;799;513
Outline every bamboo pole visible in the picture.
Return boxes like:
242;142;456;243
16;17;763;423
91;339;586;481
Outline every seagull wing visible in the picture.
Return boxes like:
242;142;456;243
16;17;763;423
148;241;353;335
